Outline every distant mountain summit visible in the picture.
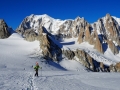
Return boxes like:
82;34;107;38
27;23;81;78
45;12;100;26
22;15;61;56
0;19;14;39
16;13;120;55
16;14;64;34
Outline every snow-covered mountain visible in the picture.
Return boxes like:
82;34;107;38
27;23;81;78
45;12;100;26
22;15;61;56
16;14;88;39
15;13;120;72
16;14;65;34
1;14;120;89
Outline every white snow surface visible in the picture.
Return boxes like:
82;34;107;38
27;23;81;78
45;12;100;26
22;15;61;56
0;33;120;90
112;16;120;26
26;14;65;34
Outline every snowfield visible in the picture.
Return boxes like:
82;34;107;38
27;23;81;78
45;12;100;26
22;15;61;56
0;33;120;90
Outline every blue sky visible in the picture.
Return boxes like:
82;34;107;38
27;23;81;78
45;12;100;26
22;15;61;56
0;0;120;30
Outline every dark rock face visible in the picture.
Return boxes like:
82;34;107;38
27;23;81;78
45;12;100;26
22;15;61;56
104;14;120;54
37;26;62;62
94;36;103;53
0;19;10;39
62;49;109;72
23;29;38;41
77;23;104;54
75;49;94;70
107;40;119;55
62;49;75;60
110;62;120;72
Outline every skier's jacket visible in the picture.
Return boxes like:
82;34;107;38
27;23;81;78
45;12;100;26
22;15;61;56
34;65;40;71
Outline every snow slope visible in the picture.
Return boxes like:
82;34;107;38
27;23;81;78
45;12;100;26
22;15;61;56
0;33;120;90
61;38;120;66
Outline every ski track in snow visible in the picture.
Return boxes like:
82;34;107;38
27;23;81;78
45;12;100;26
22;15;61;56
1;71;120;90
27;72;38;90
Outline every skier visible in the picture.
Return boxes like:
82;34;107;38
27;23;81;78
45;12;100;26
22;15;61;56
34;62;41;77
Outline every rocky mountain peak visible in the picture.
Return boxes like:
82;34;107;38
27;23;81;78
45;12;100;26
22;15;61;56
0;19;12;39
75;16;81;21
106;13;111;19
16;14;120;55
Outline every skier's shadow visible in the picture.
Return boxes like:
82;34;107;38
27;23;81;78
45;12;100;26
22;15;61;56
41;60;67;71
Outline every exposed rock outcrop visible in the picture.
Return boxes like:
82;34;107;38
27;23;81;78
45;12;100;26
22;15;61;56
105;13;119;41
77;29;84;44
37;26;62;62
62;49;75;60
107;40;119;55
23;29;38;41
0;19;11;39
77;23;104;53
115;62;120;72
88;30;97;45
94;36;103;53
109;62;120;72
75;49;94;70
62;49;109;72
85;24;91;41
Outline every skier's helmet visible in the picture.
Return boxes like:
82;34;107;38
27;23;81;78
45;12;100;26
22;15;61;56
36;62;39;65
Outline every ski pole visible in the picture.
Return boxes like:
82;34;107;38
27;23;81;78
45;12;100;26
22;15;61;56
41;67;42;76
